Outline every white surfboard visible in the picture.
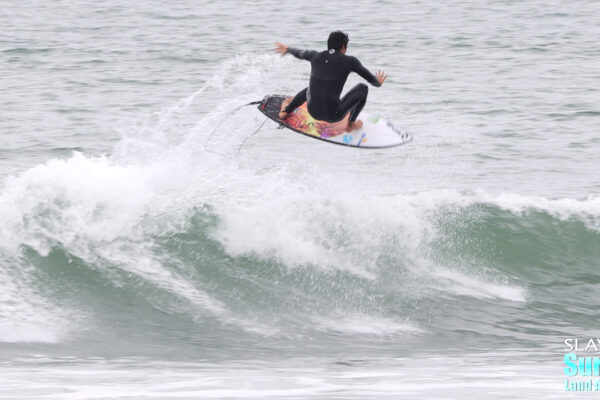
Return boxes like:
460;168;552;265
258;95;412;148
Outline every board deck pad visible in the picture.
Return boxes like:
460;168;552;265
258;95;412;148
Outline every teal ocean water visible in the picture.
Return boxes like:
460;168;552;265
1;1;599;398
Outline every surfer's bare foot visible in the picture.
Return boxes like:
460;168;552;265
345;119;363;132
279;98;291;119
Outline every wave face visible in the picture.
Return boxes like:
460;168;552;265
1;55;599;362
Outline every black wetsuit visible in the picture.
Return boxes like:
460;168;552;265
284;47;381;123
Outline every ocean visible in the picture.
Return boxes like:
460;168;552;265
1;1;599;398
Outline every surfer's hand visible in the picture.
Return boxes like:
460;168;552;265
275;42;288;56
376;70;388;85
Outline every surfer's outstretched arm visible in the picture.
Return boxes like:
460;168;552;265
350;57;387;87
275;42;317;61
287;47;318;61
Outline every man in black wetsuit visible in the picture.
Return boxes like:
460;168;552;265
275;31;387;132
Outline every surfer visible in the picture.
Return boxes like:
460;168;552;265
275;31;387;132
